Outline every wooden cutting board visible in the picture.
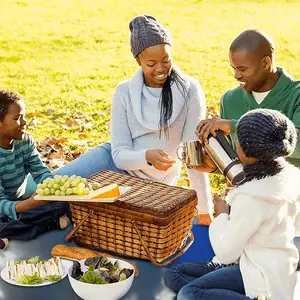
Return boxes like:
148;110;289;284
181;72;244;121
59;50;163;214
34;186;131;203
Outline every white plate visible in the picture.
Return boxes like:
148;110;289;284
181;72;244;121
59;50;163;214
0;259;73;287
34;186;131;203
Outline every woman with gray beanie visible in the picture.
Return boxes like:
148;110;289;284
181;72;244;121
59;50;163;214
51;15;213;222
165;108;300;299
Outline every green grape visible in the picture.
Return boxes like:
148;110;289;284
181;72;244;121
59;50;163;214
92;183;101;191
81;178;88;185
36;188;44;195
60;191;66;196
53;184;60;190
48;182;53;188
37;184;43;189
60;186;66;192
42;183;48;189
62;175;69;183
43;178;51;185
72;187;78;194
54;175;62;183
63;182;70;189
55;190;61;196
50;188;55;194
69;175;77;181
66;188;73;195
78;182;85;189
44;188;50;195
71;179;80;187
77;188;84;195
83;187;90;195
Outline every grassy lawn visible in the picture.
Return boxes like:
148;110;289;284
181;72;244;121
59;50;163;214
1;0;300;191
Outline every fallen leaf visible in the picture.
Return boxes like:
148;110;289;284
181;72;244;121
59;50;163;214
65;119;76;127
27;116;40;129
79;133;88;139
74;112;84;118
47;108;55;115
27;111;41;117
83;122;92;130
48;158;65;170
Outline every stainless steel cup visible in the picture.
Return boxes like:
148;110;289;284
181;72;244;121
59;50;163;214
177;140;204;167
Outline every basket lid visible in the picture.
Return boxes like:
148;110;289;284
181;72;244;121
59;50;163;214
88;170;197;218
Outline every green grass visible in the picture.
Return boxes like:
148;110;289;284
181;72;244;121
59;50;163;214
1;0;300;192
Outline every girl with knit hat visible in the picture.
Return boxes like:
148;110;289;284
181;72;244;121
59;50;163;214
165;108;300;300
49;15;213;222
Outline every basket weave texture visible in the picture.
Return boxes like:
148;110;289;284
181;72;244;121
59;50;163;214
70;170;197;264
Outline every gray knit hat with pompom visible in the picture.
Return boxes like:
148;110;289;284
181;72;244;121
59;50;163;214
129;15;171;58
237;109;297;160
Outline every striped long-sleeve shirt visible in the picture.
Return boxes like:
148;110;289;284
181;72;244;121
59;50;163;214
0;133;52;220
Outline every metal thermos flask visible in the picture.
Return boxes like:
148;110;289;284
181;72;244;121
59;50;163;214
203;130;245;185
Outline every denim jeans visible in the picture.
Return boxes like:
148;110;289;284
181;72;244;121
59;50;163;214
165;261;253;300
0;201;69;240
54;142;127;177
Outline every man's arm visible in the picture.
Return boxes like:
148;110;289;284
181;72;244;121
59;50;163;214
289;105;300;159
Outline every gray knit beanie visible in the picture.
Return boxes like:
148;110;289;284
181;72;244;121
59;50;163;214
237;109;297;160
129;15;172;58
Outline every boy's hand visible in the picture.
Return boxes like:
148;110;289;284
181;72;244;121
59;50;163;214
16;195;51;213
146;149;176;171
195;118;232;145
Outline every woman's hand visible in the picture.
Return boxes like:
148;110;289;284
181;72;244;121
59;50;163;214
146;149;176;171
15;195;51;213
213;194;230;217
195;118;232;145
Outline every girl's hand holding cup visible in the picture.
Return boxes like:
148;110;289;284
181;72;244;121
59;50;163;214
213;194;230;217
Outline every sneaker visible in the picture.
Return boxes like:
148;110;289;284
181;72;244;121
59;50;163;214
0;238;9;250
59;214;71;230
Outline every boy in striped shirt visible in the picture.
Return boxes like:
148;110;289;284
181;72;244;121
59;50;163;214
0;90;70;248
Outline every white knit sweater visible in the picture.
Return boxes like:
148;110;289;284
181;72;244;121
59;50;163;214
110;68;212;213
209;163;300;300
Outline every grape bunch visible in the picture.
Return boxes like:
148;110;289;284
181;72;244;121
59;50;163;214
36;175;91;196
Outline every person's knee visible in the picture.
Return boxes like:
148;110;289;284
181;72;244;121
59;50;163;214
164;264;184;292
48;201;69;215
54;143;113;177
164;268;176;289
177;286;190;300
177;285;205;300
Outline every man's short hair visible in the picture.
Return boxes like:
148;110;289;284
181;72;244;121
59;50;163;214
230;29;275;59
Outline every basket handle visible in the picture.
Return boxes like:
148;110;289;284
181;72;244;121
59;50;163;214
65;210;94;241
132;221;194;267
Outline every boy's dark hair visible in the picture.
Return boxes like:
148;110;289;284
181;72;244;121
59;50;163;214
0;90;22;121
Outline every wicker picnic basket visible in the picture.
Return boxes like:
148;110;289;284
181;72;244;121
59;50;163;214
65;170;197;267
